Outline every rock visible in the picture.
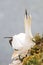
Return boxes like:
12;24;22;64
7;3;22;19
9;60;22;65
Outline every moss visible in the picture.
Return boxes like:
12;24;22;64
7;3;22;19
22;33;43;65
23;53;43;65
32;33;43;45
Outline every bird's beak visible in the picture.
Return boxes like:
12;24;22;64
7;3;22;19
25;9;31;19
25;9;27;17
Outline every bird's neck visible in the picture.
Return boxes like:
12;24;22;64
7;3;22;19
24;16;33;38
25;23;32;38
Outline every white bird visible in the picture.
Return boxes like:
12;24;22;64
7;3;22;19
4;10;35;59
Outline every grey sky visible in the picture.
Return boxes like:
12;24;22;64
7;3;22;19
0;0;43;65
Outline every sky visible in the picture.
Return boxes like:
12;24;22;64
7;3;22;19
0;0;43;65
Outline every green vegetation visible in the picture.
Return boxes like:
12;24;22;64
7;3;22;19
32;33;43;45
23;33;43;65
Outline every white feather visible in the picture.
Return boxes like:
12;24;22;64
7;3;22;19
12;33;25;50
11;10;35;59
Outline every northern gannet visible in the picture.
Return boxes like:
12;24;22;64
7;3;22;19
4;10;35;59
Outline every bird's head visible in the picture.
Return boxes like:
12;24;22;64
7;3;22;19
24;9;33;38
24;9;32;26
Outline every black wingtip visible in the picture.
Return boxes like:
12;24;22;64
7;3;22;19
4;37;12;38
9;38;13;47
4;36;13;47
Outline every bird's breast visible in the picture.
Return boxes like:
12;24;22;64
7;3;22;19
12;33;25;50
